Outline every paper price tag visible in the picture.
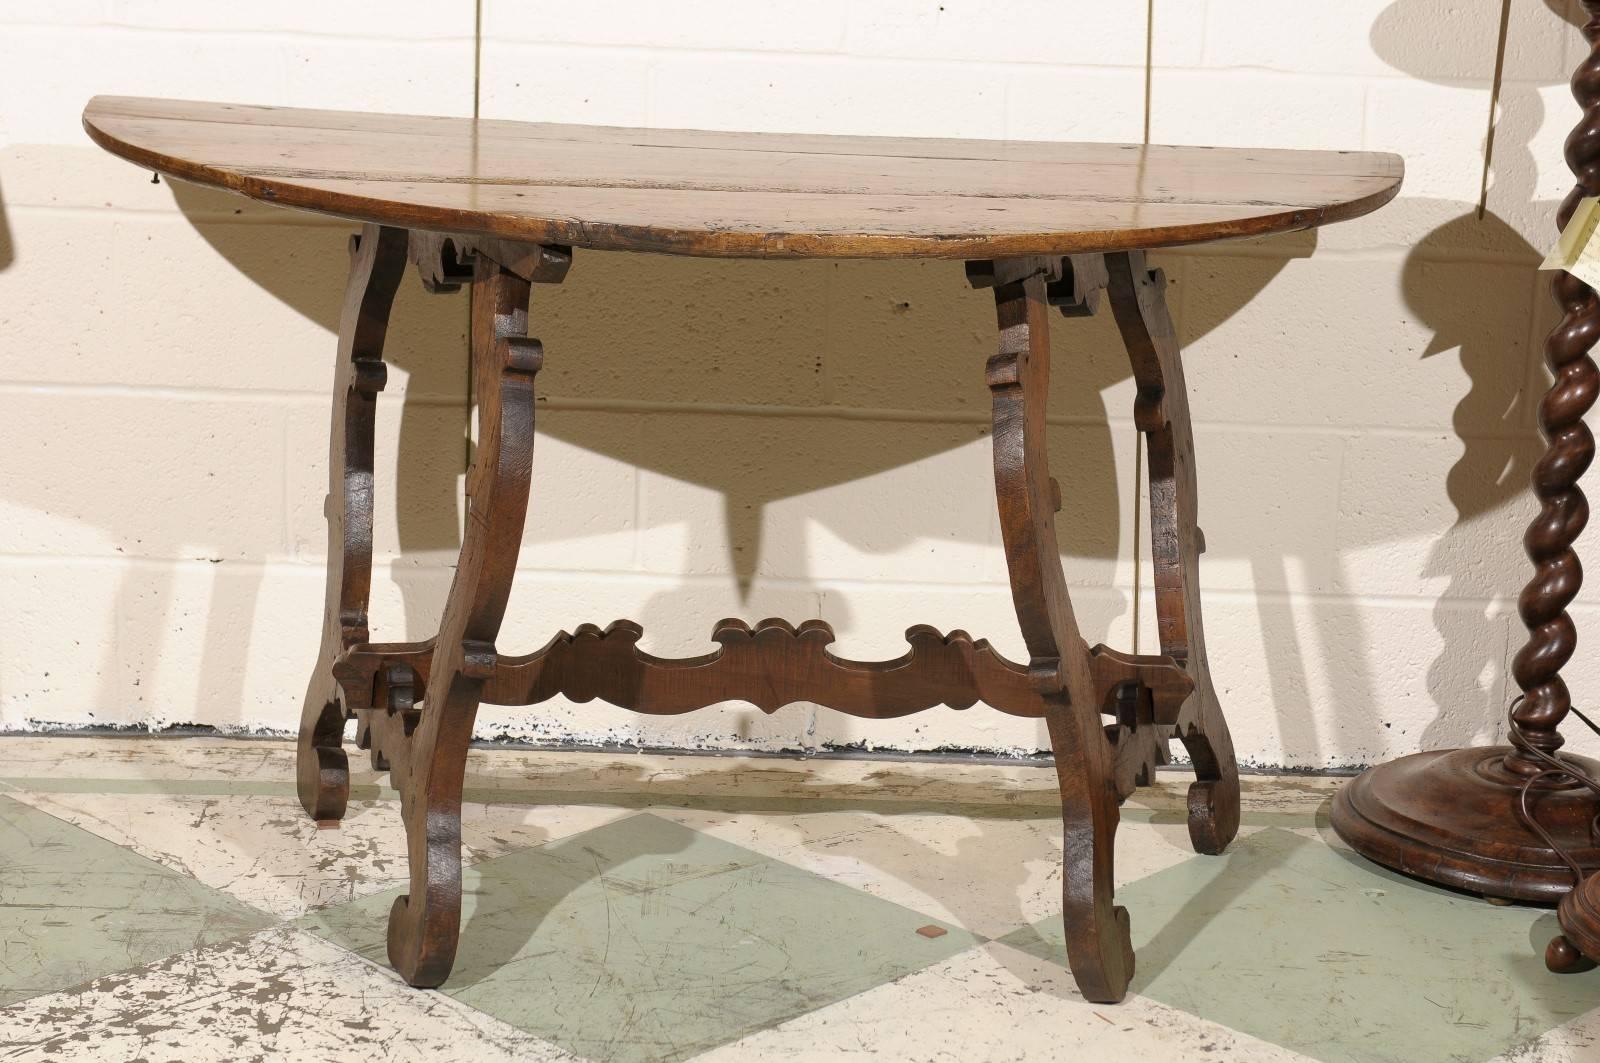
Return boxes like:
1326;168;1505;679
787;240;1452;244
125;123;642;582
1542;196;1600;287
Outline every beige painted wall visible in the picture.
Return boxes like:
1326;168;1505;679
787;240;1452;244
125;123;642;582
0;1;1584;769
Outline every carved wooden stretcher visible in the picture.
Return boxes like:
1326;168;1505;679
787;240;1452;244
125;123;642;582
83;95;1402;1004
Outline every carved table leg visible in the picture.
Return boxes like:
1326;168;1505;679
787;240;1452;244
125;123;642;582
1106;252;1241;855
377;246;563;987
297;224;408;821
976;257;1134;1004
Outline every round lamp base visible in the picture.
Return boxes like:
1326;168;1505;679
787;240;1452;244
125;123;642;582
1331;746;1600;903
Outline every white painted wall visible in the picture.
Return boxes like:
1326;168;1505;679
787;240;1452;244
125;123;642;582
0;1;1584;768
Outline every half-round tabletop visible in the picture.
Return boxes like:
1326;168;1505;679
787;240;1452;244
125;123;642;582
83;95;1403;259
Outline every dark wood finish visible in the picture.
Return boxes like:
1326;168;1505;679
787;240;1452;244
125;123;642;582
328;620;1192;723
968;252;1236;1002
296;223;408;823
298;240;1234;1003
1106;252;1240;856
1544;0;1600;974
1510;3;1600;780
367;244;556;986
979;255;1133;1002
1554;875;1600;972
1332;0;1600;913
85;97;1399;1003
1334;746;1600;901
83;96;1401;260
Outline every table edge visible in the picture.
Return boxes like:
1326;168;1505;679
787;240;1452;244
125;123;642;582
82;98;1405;260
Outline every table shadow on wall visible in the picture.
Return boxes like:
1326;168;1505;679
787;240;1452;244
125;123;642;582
145;182;1318;999
86;183;464;740
162;185;1319;756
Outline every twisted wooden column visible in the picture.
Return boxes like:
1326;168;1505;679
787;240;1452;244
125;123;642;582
1508;0;1600;776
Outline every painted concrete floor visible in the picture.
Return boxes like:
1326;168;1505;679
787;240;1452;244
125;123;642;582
0;740;1596;1062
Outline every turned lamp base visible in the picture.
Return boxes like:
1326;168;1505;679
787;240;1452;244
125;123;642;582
1331;746;1600;903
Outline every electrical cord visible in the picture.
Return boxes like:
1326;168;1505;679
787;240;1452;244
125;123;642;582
1510;694;1600;885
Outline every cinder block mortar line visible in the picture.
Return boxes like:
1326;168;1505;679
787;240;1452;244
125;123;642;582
280;408;292;559
1493;612;1517;744
4;23;477;44
0;552;1118;593
529;396;1536;442
0;383;468;405
0;552;1526;611
1157;63;1515;89
479;37;1558;87
1158;242;1537;267
0;383;1538;442
481;39;1154;71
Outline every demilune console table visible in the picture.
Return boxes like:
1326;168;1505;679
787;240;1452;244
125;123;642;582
83;95;1403;1004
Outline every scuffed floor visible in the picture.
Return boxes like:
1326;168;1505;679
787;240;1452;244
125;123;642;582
0;738;1595;1062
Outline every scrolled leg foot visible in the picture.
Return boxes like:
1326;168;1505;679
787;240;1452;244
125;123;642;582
297;703;350;821
1049;707;1136;1003
386;803;466;988
1186;774;1240;857
1179;720;1240;855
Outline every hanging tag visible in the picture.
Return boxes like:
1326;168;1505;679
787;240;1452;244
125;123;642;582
1542;196;1600;287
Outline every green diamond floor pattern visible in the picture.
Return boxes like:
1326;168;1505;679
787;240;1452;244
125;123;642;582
302;811;980;1062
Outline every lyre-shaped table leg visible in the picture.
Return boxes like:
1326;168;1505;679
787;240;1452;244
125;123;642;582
381;252;547;987
977;258;1134;1004
1106;252;1241;855
297;224;408;822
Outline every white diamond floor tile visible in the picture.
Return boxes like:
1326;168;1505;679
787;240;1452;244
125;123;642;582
0;925;577;1063
652;805;1268;939
697;940;1315;1062
4;790;631;917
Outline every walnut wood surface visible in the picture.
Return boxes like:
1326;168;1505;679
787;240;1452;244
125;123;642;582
330;620;1193;725
1106;252;1240;856
295;223;407;823
1334;746;1600;902
964;252;1234;1002
83;95;1402;259
1543;0;1600;974
1509;1;1600;777
978;256;1134;1003
374;248;550;986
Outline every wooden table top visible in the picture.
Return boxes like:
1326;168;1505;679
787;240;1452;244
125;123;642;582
84;96;1403;259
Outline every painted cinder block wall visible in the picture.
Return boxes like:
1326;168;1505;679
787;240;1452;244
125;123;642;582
0;1;1584;769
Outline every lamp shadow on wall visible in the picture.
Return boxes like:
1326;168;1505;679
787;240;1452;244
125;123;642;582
1366;0;1566;756
0;179;13;273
